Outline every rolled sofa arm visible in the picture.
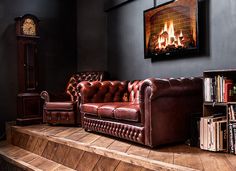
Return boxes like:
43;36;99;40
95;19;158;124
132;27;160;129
140;78;171;101
78;80;128;104
139;77;203;146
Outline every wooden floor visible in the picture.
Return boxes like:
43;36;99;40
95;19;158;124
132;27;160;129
1;124;236;171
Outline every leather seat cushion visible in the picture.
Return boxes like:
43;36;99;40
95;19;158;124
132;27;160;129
82;102;140;122
97;102;129;118
81;103;104;116
44;102;74;111
114;104;140;122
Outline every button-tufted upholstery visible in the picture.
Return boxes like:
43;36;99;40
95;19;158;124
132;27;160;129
79;77;203;147
40;71;108;125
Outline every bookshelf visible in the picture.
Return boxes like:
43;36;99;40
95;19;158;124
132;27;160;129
202;69;236;153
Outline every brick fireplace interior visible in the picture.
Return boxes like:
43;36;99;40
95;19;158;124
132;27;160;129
145;0;197;56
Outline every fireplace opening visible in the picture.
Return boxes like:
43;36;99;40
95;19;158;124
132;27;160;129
144;0;198;58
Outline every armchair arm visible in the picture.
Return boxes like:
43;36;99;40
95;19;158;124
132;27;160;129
40;91;71;102
40;91;50;102
78;80;128;104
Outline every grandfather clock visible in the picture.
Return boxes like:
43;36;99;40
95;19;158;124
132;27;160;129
15;14;42;125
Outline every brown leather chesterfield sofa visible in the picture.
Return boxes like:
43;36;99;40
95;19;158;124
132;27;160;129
40;71;108;125
78;77;203;147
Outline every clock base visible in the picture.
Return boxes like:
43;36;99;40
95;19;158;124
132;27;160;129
16;117;42;126
16;93;43;126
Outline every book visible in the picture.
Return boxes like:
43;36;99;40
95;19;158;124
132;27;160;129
204;78;213;102
218;120;227;151
230;105;236;121
224;80;233;102
228;123;235;153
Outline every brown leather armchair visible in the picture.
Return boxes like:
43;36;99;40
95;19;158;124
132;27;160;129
40;71;108;125
78;77;203;147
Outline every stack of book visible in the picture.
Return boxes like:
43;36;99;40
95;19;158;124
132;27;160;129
200;116;227;151
204;76;234;102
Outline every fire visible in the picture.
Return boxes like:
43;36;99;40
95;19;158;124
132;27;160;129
156;20;184;50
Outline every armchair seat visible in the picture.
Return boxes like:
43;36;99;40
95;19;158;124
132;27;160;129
45;102;74;111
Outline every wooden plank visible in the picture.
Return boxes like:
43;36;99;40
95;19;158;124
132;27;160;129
224;153;236;170
148;147;174;164
32;137;48;156
140;168;157;171
0;154;41;171
10;148;30;159
46;127;69;136
0;145;21;155
42;141;59;160
20;153;39;163
25;135;39;152
174;153;203;170
199;152;233;171
108;140;131;153
91;136;115;148
5;121;16;143
11;130;21;146
127;145;150;158
76;152;101;171
63;147;85;169
93;156;120;171
54;128;81;138
78;133;100;144
52;144;70;164
65;129;89;141
0;145;41;171
115;161;143;171
18;133;30;149
29;157;61;170
53;165;76;171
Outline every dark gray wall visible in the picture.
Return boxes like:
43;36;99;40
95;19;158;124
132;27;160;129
107;0;236;80
0;0;76;137
77;0;107;71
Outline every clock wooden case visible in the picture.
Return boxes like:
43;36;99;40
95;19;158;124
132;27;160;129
15;14;42;125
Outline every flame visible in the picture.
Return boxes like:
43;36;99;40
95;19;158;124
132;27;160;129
156;20;184;50
164;22;168;32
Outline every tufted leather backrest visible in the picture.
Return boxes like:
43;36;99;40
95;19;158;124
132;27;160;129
66;71;108;101
79;81;129;103
127;80;143;103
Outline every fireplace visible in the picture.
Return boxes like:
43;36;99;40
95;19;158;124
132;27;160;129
144;0;198;59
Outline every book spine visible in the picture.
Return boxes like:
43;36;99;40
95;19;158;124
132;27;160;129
221;121;227;151
216;121;220;151
232;124;236;154
228;123;235;153
200;118;204;149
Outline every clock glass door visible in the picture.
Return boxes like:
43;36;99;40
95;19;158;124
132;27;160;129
24;43;37;91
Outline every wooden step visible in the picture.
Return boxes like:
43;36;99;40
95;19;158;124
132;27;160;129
8;125;203;171
0;143;75;171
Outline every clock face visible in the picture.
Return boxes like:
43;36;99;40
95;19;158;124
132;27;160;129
22;18;36;36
